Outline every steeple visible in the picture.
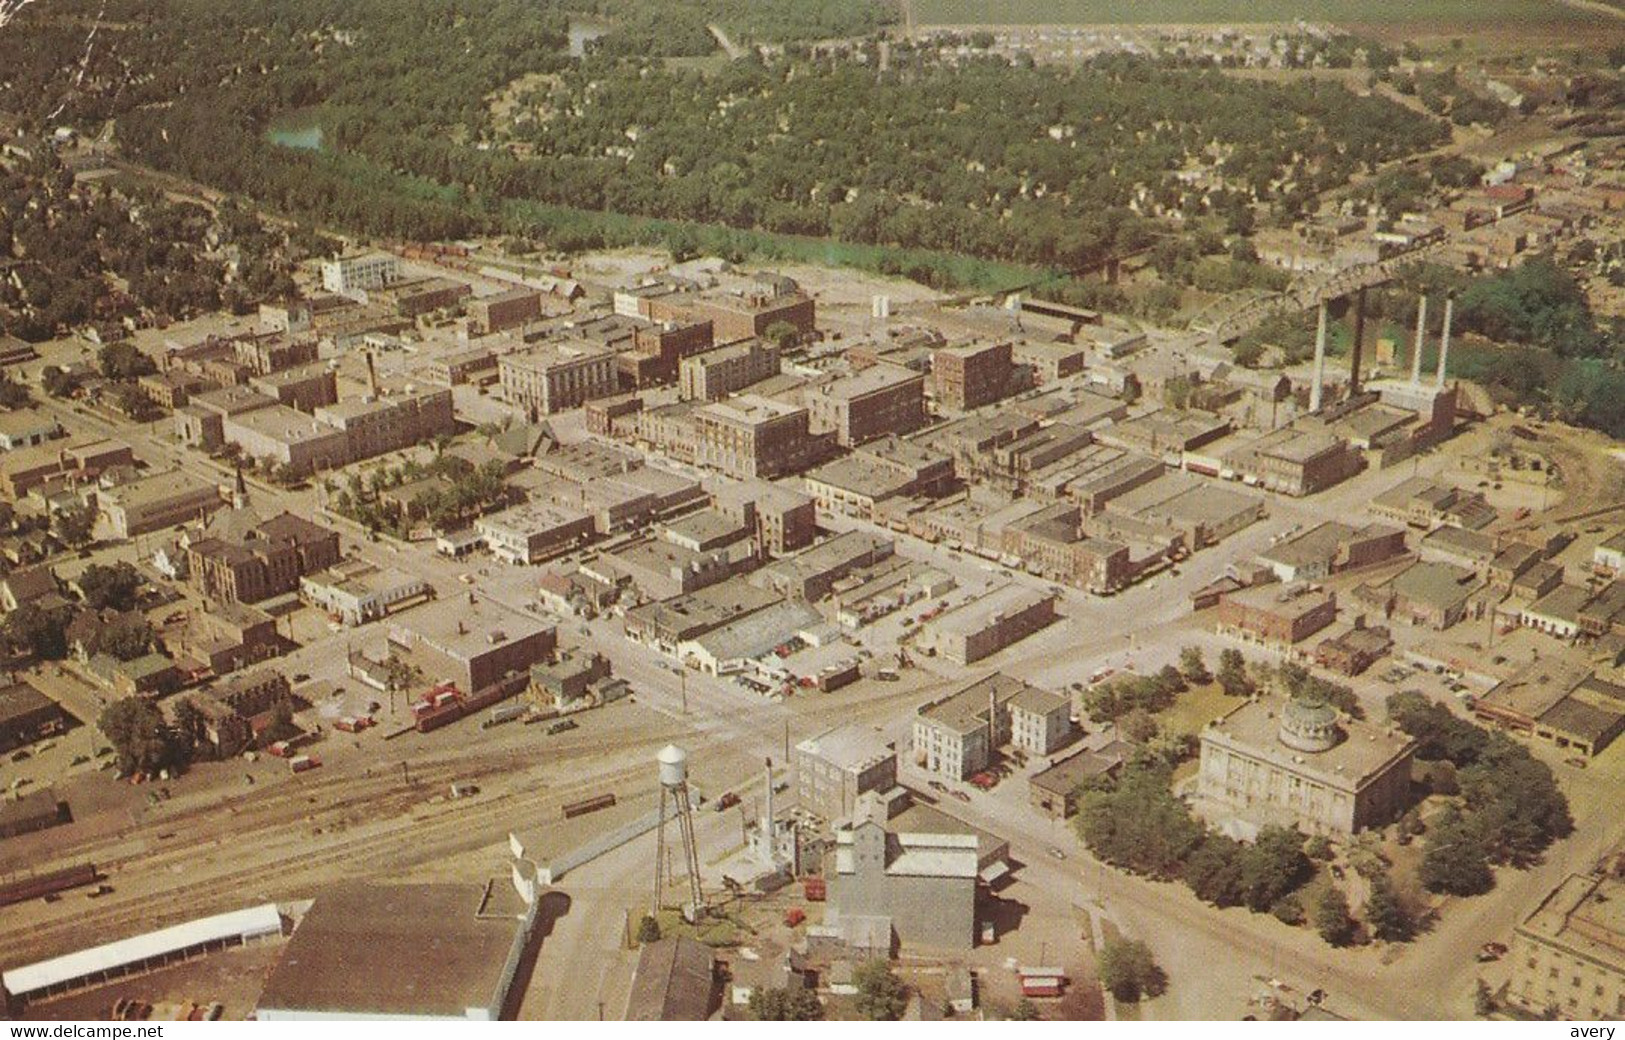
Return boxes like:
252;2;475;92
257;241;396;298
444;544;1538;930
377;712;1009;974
232;462;249;510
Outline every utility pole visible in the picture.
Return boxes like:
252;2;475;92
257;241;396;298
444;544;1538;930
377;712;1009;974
681;668;687;715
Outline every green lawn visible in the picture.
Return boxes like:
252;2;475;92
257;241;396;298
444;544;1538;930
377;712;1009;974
914;0;1607;25
1158;682;1245;739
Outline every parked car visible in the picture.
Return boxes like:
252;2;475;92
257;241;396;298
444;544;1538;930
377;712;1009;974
951;790;972;804
1048;847;1067;861
714;792;741;813
547;719;579;735
928;780;948;794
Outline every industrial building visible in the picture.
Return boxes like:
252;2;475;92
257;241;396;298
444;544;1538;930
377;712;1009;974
257;884;538;1021
826;794;979;952
386;599;556;694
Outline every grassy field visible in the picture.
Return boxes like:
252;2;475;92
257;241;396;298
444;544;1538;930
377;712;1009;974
913;0;1610;25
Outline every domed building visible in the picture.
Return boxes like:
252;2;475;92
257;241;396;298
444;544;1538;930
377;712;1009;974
1196;694;1416;836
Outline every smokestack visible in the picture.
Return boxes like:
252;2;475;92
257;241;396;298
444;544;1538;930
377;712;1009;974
763;756;774;844
1411;296;1428;385
1436;293;1454;389
1310;300;1328;413
1349;288;1366;394
365;349;379;397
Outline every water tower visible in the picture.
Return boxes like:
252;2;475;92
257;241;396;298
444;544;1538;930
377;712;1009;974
653;744;704;917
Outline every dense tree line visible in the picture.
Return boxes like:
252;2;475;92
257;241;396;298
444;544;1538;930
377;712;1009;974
2;0;1445;286
1386;692;1573;896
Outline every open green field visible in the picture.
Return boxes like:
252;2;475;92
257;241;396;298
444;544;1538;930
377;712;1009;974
913;0;1611;25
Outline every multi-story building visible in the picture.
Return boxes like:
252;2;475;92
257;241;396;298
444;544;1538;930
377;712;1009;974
757;530;893;602
912;672;1060;779
919;585;1057;666
232;332;319;377
1197;696;1416;835
1505;870;1625;1021
183;501;341;605
222;405;351;477
425;347;498;387
466;288;542;336
617;318;716;388
802;439;954;522
1216;585;1338;647
933;340;1013;412
795;723;898;823
1008;684;1073;755
250;366;338;413
1219;426;1364;497
499;344;619;415
315;386;456;462
715;481;817;557
693;395;831;480
99;469;224;539
321;252;402;295
690;283;815;343
678;339;780;401
475;502;596;564
806;363;926;447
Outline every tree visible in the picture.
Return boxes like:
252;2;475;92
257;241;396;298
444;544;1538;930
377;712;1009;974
92;615;157;662
0;371;31;409
261;697;302;745
1419;809;1495;896
1156;663;1187;696
1474;979;1495;1017
1120;707;1159;744
1364;872;1414;943
42;366;81;398
1076;761;1205;879
1009;999;1040;1021
1217;649;1252;696
635;914;662;944
4;603;67;660
99;696;180;775
764;320;800;351
172;698;207;758
749;986;822;1021
78;562;144;611
1097;937;1166;1002
1178;646;1210;685
853;960;908;1021
1315;886;1356;947
97;342;157;380
1239;826;1311;913
52;505;96;547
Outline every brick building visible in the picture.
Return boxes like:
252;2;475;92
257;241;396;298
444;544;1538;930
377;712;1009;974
805;363;926;447
1216;585;1338;647
933;341;1013;411
693;395;831;480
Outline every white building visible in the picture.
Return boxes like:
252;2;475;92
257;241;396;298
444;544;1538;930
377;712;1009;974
320;252;402;296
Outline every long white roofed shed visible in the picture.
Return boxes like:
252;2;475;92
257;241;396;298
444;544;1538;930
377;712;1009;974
3;903;283;1000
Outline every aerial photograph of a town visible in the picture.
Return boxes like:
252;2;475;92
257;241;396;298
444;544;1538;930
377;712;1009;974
0;0;1622;1028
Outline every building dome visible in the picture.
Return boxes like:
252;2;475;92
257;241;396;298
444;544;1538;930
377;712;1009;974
1278;697;1340;753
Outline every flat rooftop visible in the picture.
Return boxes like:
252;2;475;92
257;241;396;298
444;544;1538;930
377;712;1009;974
228;404;342;445
928;584;1053;639
698;394;803;425
1203;697;1415;792
1518;873;1625;969
102;469;216;508
256;884;525;1019
796;722;894;774
814;362;922;401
